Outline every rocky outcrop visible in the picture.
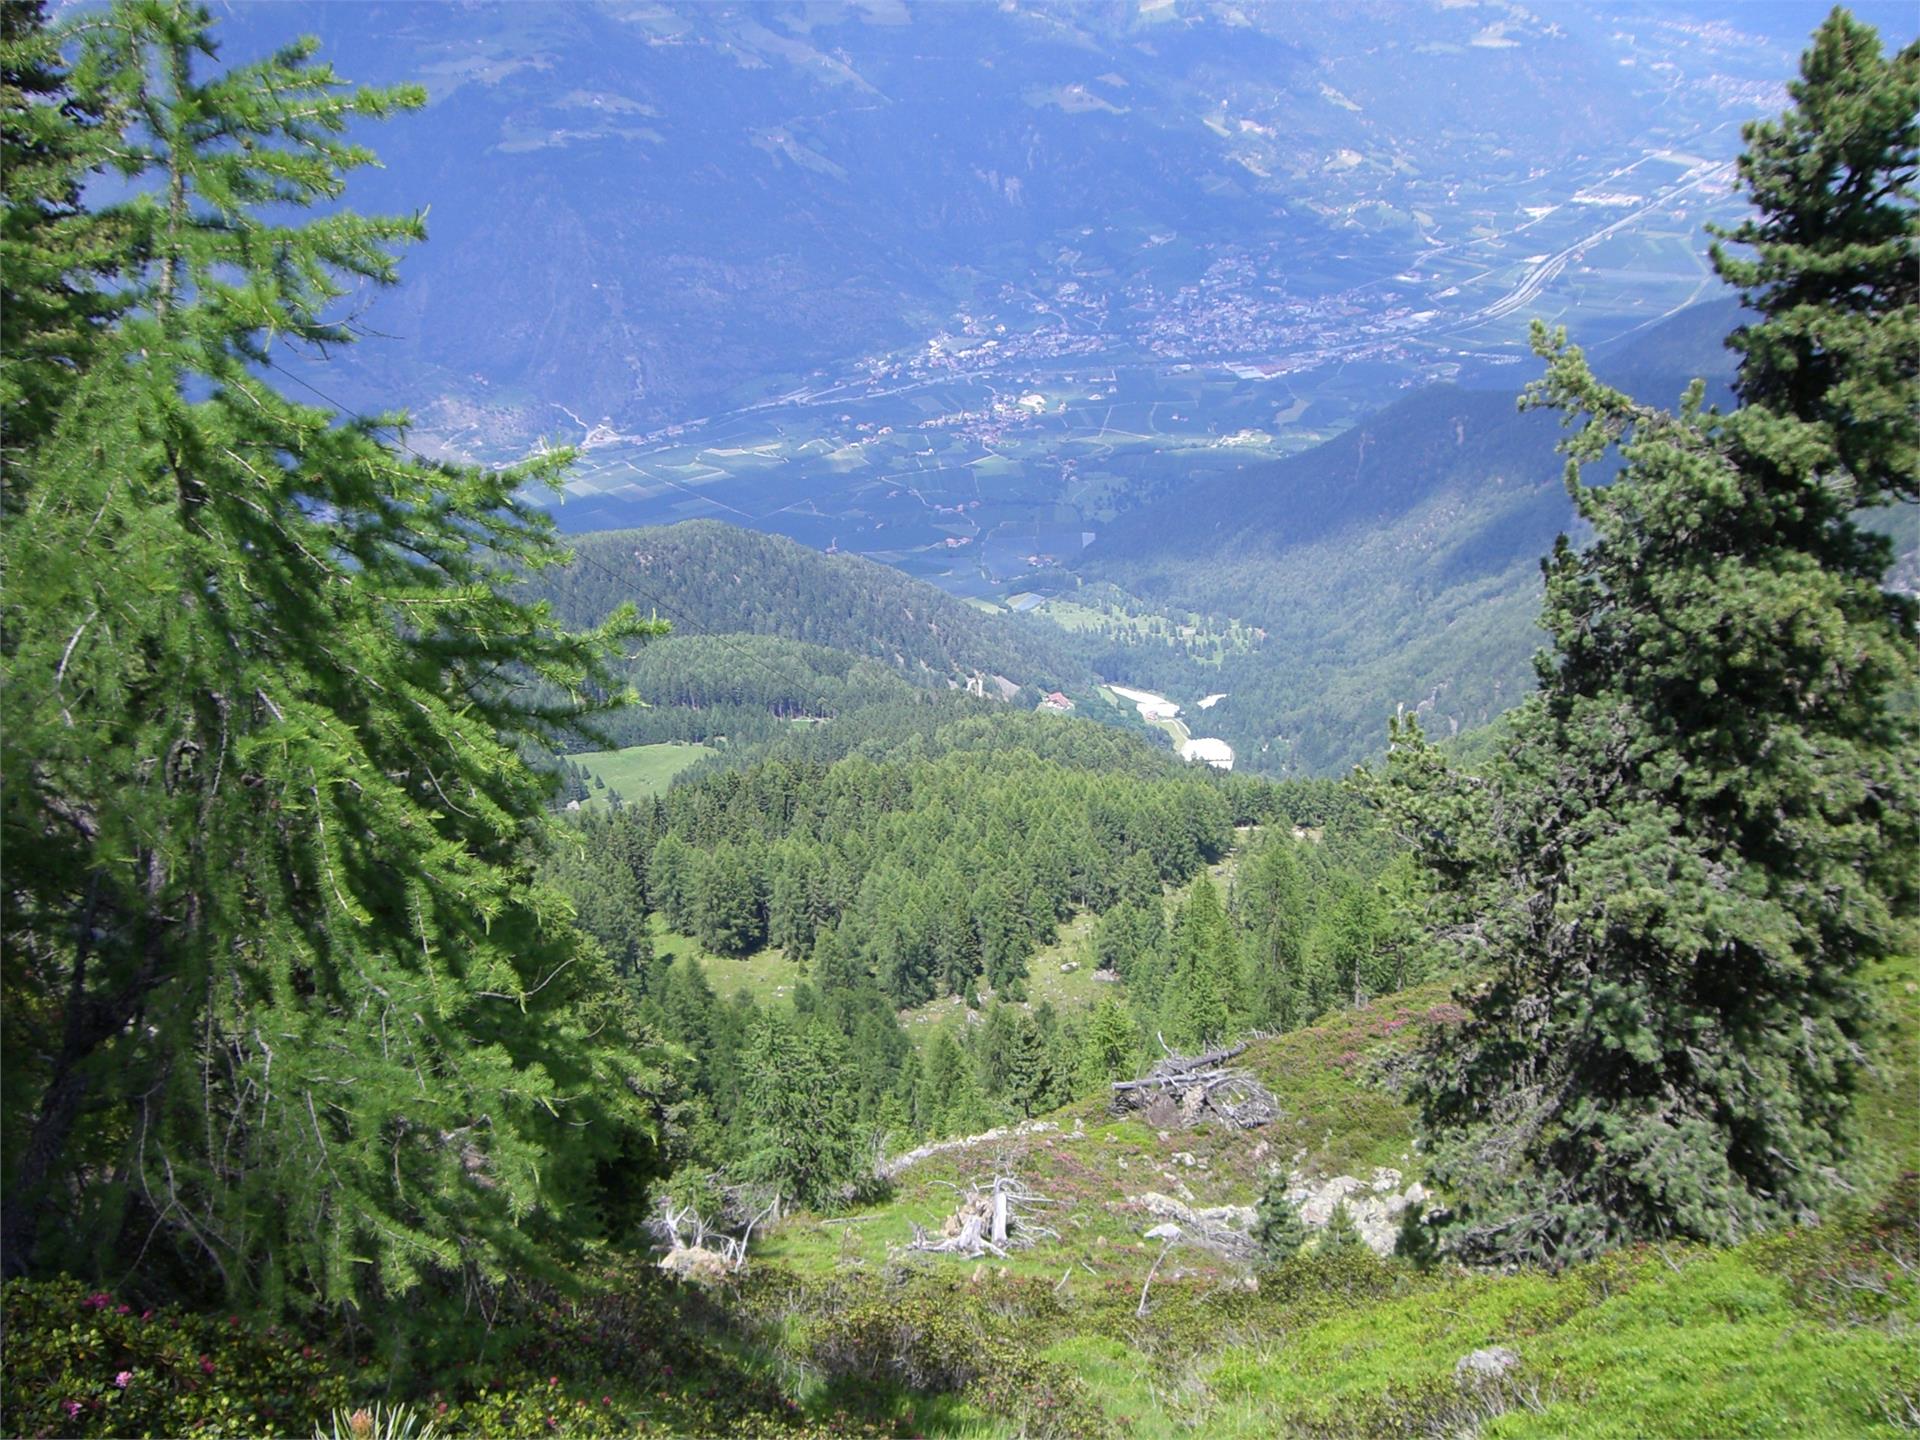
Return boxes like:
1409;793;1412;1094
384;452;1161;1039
1455;1346;1520;1382
1284;1168;1428;1256
1126;1167;1430;1259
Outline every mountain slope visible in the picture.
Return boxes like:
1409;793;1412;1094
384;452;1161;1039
535;520;1095;692
1066;302;1747;771
210;1;1871;451
743;954;1919;1438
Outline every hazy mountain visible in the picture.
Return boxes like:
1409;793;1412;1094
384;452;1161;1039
1060;301;1751;770
212;0;1886;461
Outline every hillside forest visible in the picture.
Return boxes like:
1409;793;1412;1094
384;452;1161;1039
1;4;1915;1439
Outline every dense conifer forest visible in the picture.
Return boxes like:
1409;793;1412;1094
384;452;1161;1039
1;2;1914;1437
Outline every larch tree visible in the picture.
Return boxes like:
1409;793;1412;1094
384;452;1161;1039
0;0;668;1319
0;0;123;465
1369;8;1917;1267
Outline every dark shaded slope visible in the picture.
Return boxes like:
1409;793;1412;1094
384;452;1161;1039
537;520;1095;691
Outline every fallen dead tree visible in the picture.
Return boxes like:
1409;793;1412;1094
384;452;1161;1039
1132;1191;1257;1260
1109;1039;1279;1129
905;1175;1058;1258
650;1185;780;1282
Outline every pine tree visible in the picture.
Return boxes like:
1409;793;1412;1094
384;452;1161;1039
1252;1170;1306;1269
693;844;765;956
1240;839;1309;1030
735;1013;856;1209
1004;1013;1056;1118
1081;996;1138;1089
1320;1201;1365;1256
0;0;123;464
1369;10;1918;1268
0;0;668;1313
1163;877;1244;1049
1709;11;1918;507
1393;1204;1439;1271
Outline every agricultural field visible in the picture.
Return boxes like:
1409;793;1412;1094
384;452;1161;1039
570;741;714;804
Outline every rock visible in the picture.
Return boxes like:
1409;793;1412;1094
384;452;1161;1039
1455;1347;1520;1383
1144;1222;1182;1241
659;1246;731;1286
1172;1151;1197;1167
1284;1172;1427;1256
1060;960;1079;973
1250;1140;1270;1162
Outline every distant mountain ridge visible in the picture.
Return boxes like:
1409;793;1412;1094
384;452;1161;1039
211;2;1870;449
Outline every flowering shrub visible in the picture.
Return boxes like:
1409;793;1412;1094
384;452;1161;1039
1;1279;350;1437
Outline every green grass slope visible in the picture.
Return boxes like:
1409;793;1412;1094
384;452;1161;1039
746;954;1920;1439
571;741;716;804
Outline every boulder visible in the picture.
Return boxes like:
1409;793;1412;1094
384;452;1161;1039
1455;1347;1520;1383
1285;1172;1426;1256
659;1246;731;1286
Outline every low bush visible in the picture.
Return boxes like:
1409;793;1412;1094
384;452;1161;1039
0;1278;349;1438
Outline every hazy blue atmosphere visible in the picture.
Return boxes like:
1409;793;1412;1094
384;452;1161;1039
6;3;1916;1436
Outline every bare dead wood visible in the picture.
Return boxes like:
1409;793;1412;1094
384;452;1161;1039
1109;1044;1277;1129
905;1175;1056;1259
1137;1236;1177;1318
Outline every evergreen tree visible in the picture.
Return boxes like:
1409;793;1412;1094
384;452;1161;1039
0;0;122;463
1240;839;1309;1030
693;843;765;956
0;0;668;1312
920;1024;994;1137
1004;1013;1056;1118
1320;1201;1365;1256
1252;1170;1306;1269
1370;10;1918;1267
735;1013;856;1209
1709;10;1918;506
1163;877;1244;1049
1080;996;1138;1090
648;831;695;932
1393;1204;1439;1271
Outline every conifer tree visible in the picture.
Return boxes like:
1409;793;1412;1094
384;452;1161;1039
735;1014;856;1209
1080;996;1138;1089
1320;1201;1364;1256
1370;9;1918;1267
1;0;668;1313
1164;877;1244;1049
1004;1013;1056;1118
1252;1170;1306;1268
0;0;122;463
